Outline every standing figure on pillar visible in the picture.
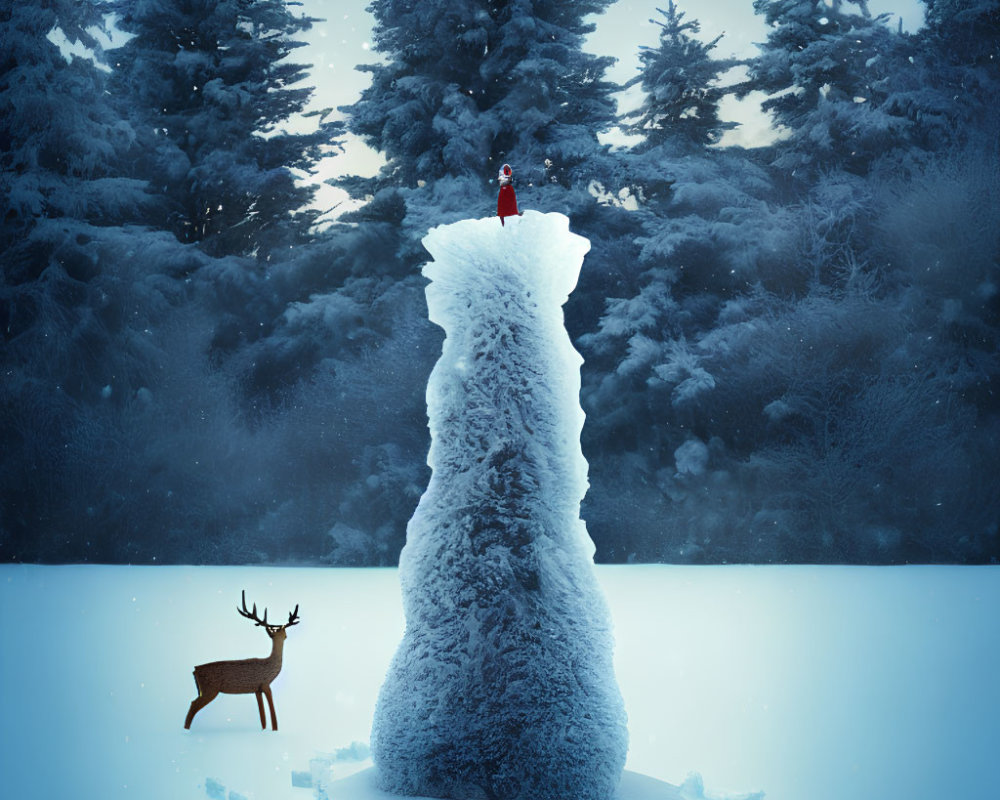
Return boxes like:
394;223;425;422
496;163;521;226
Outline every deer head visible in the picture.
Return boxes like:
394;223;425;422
237;589;300;642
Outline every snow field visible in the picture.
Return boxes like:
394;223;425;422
1;564;998;800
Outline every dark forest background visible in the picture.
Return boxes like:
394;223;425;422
2;0;998;565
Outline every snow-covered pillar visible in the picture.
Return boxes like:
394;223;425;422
372;211;628;800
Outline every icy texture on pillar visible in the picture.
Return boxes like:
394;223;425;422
371;211;628;800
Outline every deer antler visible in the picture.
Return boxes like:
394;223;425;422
238;590;299;631
238;589;271;627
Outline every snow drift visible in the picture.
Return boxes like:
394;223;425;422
371;211;629;800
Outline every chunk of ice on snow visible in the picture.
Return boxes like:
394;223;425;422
371;212;628;800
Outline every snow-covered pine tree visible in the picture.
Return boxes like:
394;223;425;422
107;0;366;420
109;0;339;259
567;2;797;560
2;2;113;561
622;0;737;151
1;0;145;252
742;0;911;177
0;1;221;562
482;0;619;189
341;0;618;206
334;0;637;310
0;0;144;409
924;0;1000;45
904;0;1000;144
323;0;637;568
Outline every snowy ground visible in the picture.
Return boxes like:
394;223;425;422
1;564;997;800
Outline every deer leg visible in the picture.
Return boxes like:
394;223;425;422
263;684;278;731
185;689;218;729
255;690;266;730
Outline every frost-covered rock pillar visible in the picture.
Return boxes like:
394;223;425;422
372;211;628;800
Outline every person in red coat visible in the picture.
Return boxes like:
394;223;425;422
496;163;521;225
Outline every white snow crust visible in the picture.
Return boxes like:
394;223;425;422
371;211;628;800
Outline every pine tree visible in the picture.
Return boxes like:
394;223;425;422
329;1;636;569
343;0;618;192
1;1;146;252
107;0;356;425
909;0;1000;140
1;0;155;411
924;0;1000;45
622;1;737;151
336;0;632;313
1;2;202;562
110;0;340;259
742;0;911;176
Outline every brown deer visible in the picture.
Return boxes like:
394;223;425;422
184;590;300;731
